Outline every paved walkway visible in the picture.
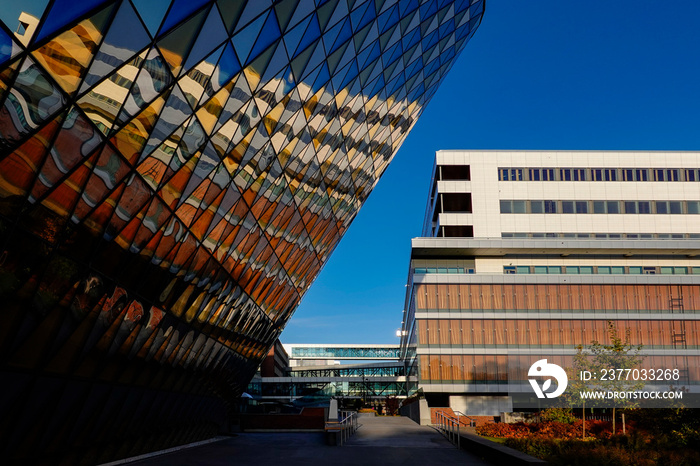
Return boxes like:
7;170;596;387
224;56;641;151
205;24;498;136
132;416;492;465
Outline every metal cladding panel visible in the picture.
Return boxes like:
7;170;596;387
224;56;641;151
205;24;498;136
0;0;483;463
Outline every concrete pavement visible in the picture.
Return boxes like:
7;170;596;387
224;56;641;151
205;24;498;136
131;416;493;465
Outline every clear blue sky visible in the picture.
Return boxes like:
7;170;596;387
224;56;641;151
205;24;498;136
281;0;700;345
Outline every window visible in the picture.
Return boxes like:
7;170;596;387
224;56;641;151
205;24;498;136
687;201;700;214
500;200;512;213
629;267;642;274
529;168;540;181
542;168;555;181
669;201;683;214
598;266;611;274
544;200;557;213
656;201;668;214
643;267;656;274
685;169;697;182
548;266;562;274
511;168;523;181
592;169;603;181
504;266;516;274
636;169;648;181
573;168;586;181
605;169;617;181
534;266;547;274
654;169;665;181
611;266;624;274
660;267;673;275
624;201;637;214
668;169;680;181
593;201;606;214
623;169;635;181
562;201;574;213
512;200;527;213
530;201;544;213
576;201;588;213
516;266;530;274
638;201;651;214
607;201;620;214
560;169;572;181
580;266;594;274
566;266;580;274
499;168;509;181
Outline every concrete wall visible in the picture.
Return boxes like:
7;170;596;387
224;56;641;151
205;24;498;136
400;399;431;425
449;395;512;416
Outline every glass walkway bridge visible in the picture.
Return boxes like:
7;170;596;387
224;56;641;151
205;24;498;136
285;344;401;360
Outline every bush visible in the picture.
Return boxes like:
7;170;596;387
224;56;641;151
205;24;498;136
539;408;577;424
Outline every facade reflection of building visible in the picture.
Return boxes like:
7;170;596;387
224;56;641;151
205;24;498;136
0;1;485;464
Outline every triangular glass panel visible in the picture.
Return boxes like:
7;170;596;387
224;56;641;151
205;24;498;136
216;0;245;34
181;7;228;75
143;85;192;157
0;27;22;66
0;112;64;198
258;41;290;88
247;10;282;65
282;14;311;61
0;56;21;100
80;0;150;93
39;150;99;218
116;48;172;125
157;8;208;76
316;0;338;30
131;0;171;36
234;0;273;34
1;56;67;142
29;106;104;201
244;41;276;90
111;93;167;165
285;0;315;32
70;144;131;224
34;0;111;43
78;55;141;135
273;0;298;33
159;0;211;36
231;11;268;65
32;4;115;96
207;41;240;95
180;44;225;109
292;13;320;58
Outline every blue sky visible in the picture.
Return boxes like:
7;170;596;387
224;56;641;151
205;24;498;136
281;0;700;344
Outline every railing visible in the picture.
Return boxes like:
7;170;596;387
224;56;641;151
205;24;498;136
434;411;461;449
337;411;358;445
452;410;477;427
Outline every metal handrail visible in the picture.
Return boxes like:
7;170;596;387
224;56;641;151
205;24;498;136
337;411;359;446
452;410;477;427
434;411;460;449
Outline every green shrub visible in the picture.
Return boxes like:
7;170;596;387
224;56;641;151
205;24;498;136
539;408;577;424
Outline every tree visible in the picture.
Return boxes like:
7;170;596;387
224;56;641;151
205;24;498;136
570;321;645;436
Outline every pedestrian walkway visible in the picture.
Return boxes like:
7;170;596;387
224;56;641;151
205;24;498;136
131;416;492;466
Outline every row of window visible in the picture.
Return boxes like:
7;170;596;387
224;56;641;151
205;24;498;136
414;267;475;274
502;232;700;239
498;167;700;182
504;266;700;275
500;199;700;214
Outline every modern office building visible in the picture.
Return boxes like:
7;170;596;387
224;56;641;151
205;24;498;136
400;150;700;418
0;1;484;463
248;342;406;403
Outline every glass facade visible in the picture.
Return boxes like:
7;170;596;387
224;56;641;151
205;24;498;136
0;1;484;463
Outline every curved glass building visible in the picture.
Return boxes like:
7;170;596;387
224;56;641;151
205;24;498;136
0;0;484;463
